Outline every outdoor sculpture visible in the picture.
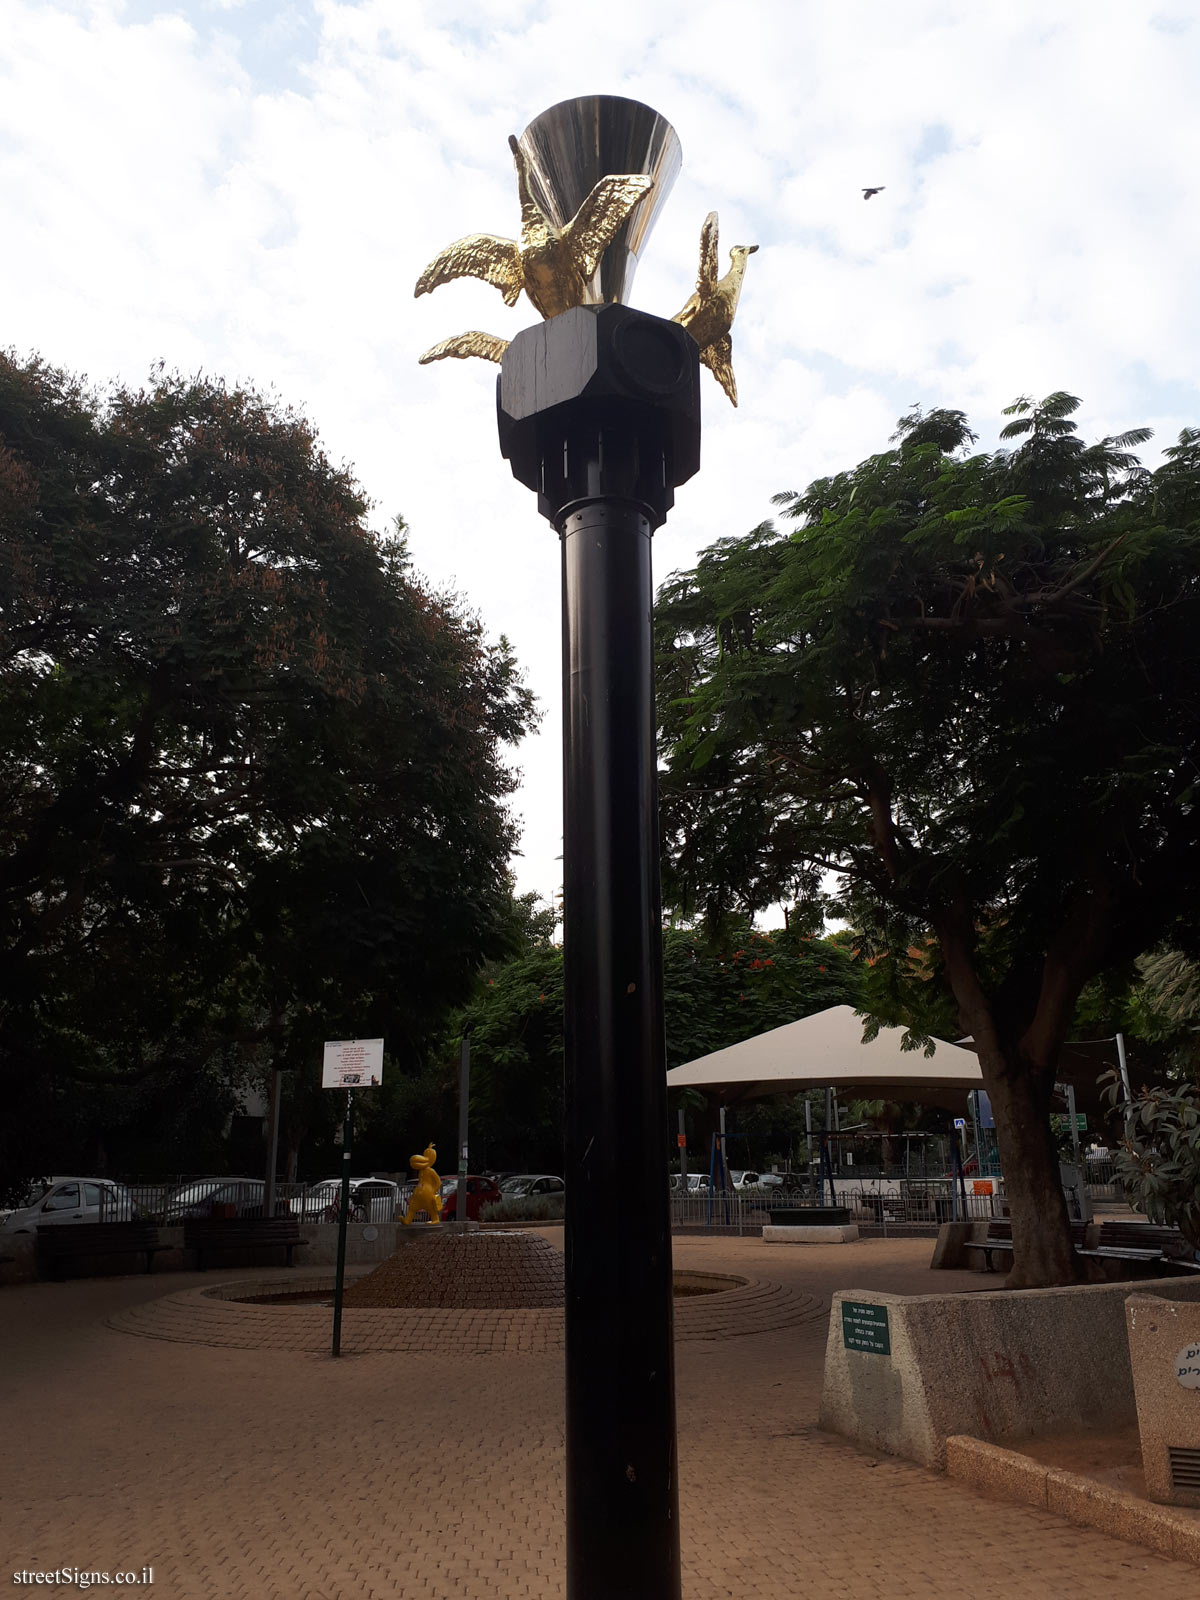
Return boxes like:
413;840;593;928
671;212;758;406
419;329;509;367
413;95;755;1599
415;134;756;404
415;135;653;320
402;1143;442;1226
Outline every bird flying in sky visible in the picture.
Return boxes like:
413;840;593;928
862;186;885;199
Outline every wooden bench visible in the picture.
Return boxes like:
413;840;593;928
184;1217;306;1271
1081;1221;1200;1273
36;1222;169;1279
964;1218;1090;1272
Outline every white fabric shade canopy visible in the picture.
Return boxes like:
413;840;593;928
666;1004;984;1113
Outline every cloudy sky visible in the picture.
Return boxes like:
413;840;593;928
3;0;1198;905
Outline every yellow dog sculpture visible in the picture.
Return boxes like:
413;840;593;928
402;1143;442;1226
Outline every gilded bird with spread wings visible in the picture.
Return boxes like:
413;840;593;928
419;331;509;367
671;212;758;406
414;134;655;322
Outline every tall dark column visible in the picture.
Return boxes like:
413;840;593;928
560;497;679;1598
498;301;699;1600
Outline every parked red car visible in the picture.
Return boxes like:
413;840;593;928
439;1174;503;1222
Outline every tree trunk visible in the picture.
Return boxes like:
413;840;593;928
979;1051;1081;1288
933;902;1083;1288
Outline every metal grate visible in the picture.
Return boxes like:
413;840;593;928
1168;1447;1200;1490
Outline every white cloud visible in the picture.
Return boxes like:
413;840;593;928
3;0;1198;902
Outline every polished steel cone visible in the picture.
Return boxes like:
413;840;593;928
517;95;681;306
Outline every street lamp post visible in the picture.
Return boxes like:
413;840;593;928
498;289;699;1600
414;93;757;1600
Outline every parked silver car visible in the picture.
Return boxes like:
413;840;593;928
498;1174;565;1198
160;1178;288;1221
0;1177;142;1233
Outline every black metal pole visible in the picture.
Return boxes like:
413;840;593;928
560;497;680;1600
496;297;699;1600
330;1089;353;1357
263;1067;282;1220
457;1026;472;1231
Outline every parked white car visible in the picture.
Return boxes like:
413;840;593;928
301;1178;400;1222
671;1173;711;1193
0;1177;141;1233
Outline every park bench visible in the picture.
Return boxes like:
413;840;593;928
963;1218;1090;1273
36;1221;169;1279
184;1216;306;1271
1080;1221;1200;1274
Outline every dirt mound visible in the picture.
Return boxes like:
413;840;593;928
341;1229;564;1309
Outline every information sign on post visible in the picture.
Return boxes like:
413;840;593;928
322;1037;383;1359
322;1038;384;1089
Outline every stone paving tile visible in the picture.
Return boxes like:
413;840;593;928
1;1236;1194;1598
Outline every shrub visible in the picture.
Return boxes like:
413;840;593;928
1102;1071;1200;1248
479;1195;565;1223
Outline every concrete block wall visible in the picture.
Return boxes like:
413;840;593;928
1127;1293;1200;1507
820;1275;1200;1469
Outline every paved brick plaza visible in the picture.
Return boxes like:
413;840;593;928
2;1233;1195;1598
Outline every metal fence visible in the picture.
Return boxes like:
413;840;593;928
1081;1156;1123;1202
668;1180;1004;1237
844;1183;1001;1235
107;1179;397;1224
96;1155;1124;1235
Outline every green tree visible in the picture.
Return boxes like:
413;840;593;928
662;917;857;1068
461;943;567;1172
449;916;858;1173
655;395;1200;1287
0;353;537;1189
1131;950;1200;1069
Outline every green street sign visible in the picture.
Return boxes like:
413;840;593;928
841;1300;891;1355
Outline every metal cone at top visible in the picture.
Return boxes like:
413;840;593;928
516;95;682;306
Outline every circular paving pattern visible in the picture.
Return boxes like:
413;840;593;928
108;1267;824;1354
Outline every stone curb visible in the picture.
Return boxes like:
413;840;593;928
945;1434;1200;1565
476;1219;563;1229
763;1224;859;1244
